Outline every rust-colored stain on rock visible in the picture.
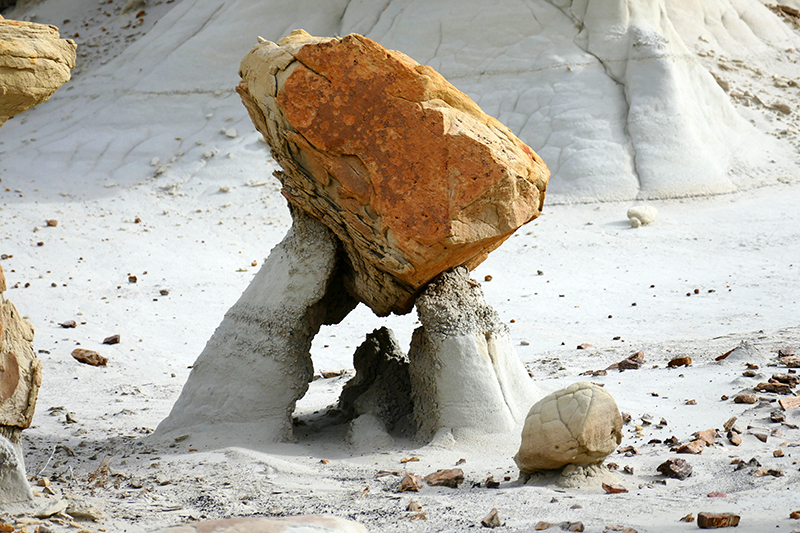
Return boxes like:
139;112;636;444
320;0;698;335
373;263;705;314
238;30;549;315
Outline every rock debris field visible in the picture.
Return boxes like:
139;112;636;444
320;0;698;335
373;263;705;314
1;0;800;532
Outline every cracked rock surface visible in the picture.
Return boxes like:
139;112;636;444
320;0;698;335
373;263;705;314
514;381;623;473
237;29;549;316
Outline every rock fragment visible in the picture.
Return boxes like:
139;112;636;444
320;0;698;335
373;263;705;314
602;482;628;494
779;396;800;410
71;349;107;367
755;382;792;394
733;393;757;404
667;356;691;367
102;334;120;345
694;429;717;446
515;382;622;473
398;473;423;492
481;508;502;528
424;468;464;488
657;458;692;480
626;206;658;227
677;440;705;454
697;512;740;528
237;30;549;316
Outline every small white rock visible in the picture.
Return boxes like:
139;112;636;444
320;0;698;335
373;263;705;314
155;165;168;175
202;150;215;160
150;157;160;167
219;185;230;193
225;128;238;138
627;205;658;227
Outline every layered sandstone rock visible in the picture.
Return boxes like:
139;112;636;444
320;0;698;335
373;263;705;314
514;382;623;473
0;16;77;127
237;29;549;316
0;262;41;503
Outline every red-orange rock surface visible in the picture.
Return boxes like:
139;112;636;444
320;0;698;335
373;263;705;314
238;30;549;315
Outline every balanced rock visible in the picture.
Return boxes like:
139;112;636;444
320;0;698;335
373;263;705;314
514;382;623;473
237;29;549;316
0;16;77;127
1;263;42;503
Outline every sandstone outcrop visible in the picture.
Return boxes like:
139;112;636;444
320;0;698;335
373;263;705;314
0;16;76;127
237;29;549;316
0;262;41;503
514;382;623;473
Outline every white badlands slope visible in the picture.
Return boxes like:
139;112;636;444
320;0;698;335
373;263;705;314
1;0;800;531
2;0;799;200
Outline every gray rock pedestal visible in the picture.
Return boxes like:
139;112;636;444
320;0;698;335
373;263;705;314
155;210;356;447
409;267;538;442
157;218;537;447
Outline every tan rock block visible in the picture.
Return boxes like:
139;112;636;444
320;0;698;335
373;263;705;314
0;19;77;127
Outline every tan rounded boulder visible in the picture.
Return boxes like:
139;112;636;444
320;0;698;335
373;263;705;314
514;382;622;473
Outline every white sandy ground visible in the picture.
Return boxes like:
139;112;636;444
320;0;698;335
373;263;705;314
0;169;799;532
1;0;800;531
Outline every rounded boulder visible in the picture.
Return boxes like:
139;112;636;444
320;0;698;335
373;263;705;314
514;382;623;473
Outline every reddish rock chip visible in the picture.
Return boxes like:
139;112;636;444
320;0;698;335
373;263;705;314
602;483;628;494
667;356;691;367
657;458;692;480
423;468;464;488
694;429;717;446
398;473;423;493
755;382;793;395
71;348;107;367
237;30;549;316
697;512;740;528
102;334;120;345
677;440;706;455
733;393;757;404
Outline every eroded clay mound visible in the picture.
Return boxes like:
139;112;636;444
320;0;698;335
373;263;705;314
237;29;549;316
0;16;76;127
514;382;622;473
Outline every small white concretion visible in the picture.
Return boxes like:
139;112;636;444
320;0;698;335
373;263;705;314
627;205;658;227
